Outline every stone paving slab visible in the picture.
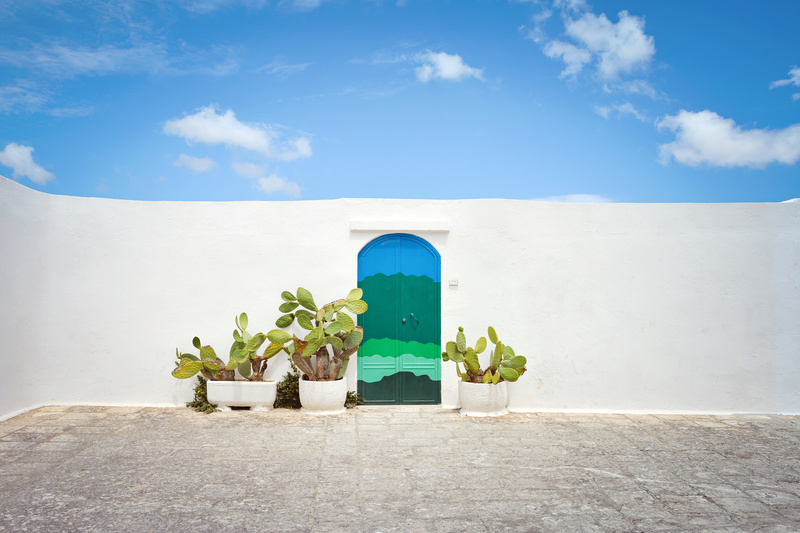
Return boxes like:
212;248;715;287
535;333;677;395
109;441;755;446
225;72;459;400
1;406;799;532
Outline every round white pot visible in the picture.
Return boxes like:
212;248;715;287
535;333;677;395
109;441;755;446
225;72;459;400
206;380;277;412
299;378;348;415
458;381;509;417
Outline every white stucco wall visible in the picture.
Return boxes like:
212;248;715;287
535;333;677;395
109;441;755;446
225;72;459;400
1;176;798;419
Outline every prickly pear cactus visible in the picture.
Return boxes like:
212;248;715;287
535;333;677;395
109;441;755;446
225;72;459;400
442;326;527;383
172;336;231;381
266;287;367;381
171;312;277;381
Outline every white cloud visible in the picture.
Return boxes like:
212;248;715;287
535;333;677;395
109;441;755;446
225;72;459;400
173;154;217;173
595;101;648;121
255;174;301;197
657;110;800;168
232;162;301;198
285;137;312;160
415;51;484;83
163;105;312;160
594;105;610;119
770;66;800;101
615;79;658;98
232;161;266;178
564;10;655;80
0;142;55;184
532;194;612;203
538;4;655;91
770;66;800;88
521;8;553;44
614;102;647;121
543;40;591;78
553;0;588;12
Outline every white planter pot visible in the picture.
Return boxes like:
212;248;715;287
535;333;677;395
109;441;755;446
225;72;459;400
299;378;348;415
458;381;509;417
206;380;277;412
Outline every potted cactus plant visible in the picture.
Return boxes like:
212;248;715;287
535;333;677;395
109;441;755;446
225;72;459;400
265;287;367;414
442;326;527;416
172;312;280;411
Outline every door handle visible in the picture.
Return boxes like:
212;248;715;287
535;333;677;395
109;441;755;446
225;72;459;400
402;314;419;326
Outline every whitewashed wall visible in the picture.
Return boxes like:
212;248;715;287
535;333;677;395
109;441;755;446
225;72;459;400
1;175;798;420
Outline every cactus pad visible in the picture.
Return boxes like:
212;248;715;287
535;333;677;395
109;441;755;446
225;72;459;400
296;287;317;311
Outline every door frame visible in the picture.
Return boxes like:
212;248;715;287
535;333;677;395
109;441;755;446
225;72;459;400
356;233;441;405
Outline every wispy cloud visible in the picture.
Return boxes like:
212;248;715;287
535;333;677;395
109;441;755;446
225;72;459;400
280;0;323;11
163;105;312;161
255;174;301;197
257;60;311;79
0;81;51;114
46;104;95;118
770;66;800;101
0;41;240;79
657;110;800;168
415;51;484;83
521;8;553;44
0;3;242;116
232;161;266;178
177;0;269;14
614;79;659;99
350;51;412;66
0;42;167;78
231;161;301;197
553;0;588;13
0;142;55;184
173;154;217;173
594;101;648;122
354;49;485;84
0;79;93;117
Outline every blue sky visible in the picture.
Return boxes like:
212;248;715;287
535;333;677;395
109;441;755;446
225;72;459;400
1;0;798;202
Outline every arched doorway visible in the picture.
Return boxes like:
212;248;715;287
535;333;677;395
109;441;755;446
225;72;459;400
357;233;441;404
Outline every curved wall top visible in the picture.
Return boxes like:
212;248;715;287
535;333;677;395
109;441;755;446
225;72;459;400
1;175;799;419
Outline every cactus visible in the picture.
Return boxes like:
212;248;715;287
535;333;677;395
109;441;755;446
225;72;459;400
171;312;279;381
442;326;527;384
266;287;367;381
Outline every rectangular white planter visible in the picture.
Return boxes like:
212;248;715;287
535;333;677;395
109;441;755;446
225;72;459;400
206;380;277;411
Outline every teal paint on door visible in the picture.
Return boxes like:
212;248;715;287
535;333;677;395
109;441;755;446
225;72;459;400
357;234;441;405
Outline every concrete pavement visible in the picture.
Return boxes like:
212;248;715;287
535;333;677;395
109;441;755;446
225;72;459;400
1;406;799;532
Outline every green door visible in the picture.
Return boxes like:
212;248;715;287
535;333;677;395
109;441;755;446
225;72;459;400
357;234;441;404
